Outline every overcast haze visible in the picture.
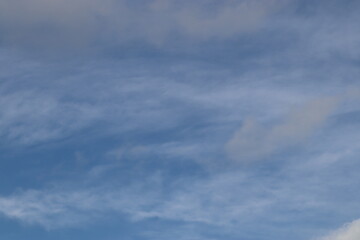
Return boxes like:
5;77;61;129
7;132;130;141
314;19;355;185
0;0;360;239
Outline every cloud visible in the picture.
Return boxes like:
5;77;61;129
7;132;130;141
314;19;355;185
0;181;161;229
318;219;360;240
172;0;284;40
1;139;360;238
0;1;359;239
0;168;277;229
0;90;101;145
226;96;340;162
0;0;286;51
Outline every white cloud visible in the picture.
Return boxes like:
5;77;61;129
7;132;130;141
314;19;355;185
0;166;309;229
0;170;273;229
0;182;161;229
318;219;360;240
226;97;340;162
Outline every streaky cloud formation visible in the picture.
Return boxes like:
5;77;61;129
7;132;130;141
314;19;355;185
0;0;360;240
0;90;101;144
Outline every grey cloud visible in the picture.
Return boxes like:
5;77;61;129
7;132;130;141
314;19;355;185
172;0;284;40
0;0;285;50
226;97;340;162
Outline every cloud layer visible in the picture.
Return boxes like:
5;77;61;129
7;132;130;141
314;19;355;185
0;1;360;240
0;0;285;51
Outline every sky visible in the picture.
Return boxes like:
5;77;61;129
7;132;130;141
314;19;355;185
0;0;360;239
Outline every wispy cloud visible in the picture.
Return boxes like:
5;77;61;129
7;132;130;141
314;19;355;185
0;1;360;239
0;90;101;145
0;179;162;229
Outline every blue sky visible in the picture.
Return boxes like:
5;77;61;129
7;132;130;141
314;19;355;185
0;0;360;239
